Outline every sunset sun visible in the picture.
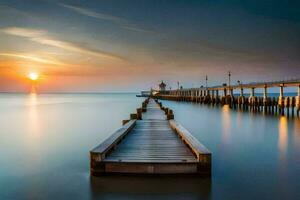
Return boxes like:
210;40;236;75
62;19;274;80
28;72;39;81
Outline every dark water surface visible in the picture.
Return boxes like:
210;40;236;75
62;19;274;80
0;93;299;200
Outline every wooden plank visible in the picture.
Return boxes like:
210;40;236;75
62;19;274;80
90;119;136;161
90;98;211;175
169;119;211;164
104;159;198;163
106;116;198;163
104;163;198;174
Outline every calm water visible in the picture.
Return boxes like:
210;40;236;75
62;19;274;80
0;93;299;200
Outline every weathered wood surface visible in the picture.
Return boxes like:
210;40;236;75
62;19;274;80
90;98;211;175
169;120;211;164
90;120;136;161
105;100;198;164
154;83;300;117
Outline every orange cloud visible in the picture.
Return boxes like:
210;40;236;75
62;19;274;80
0;53;64;65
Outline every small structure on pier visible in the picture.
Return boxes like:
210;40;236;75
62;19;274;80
159;81;166;91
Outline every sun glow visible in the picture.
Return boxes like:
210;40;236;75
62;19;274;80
28;72;39;81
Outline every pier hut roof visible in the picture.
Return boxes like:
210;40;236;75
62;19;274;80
159;81;166;87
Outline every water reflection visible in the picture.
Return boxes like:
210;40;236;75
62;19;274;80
31;85;37;94
236;108;243;128
90;175;211;199
293;118;300;148
2;94;300;200
222;105;231;143
278;116;288;159
28;92;39;137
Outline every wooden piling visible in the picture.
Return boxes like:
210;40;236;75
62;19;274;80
152;79;300;118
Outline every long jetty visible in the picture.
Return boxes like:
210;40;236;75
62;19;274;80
154;79;300;117
90;98;211;175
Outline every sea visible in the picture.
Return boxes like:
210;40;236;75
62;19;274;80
0;93;299;200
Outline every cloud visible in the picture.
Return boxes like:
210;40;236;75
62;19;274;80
59;3;152;33
60;3;127;24
31;37;124;60
1;27;124;61
122;26;154;33
0;53;64;65
1;26;46;37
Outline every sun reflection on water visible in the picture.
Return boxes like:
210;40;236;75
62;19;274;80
28;92;39;137
222;105;231;143
293;118;300;148
278;116;288;159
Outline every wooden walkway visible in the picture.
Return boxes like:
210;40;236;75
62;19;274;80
90;98;211;175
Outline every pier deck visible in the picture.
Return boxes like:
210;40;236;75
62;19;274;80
90;98;211;175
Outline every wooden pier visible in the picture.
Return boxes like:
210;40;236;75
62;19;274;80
90;98;211;175
153;79;300;117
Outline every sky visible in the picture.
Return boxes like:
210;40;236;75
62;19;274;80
0;0;299;92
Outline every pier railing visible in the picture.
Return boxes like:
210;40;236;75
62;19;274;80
153;80;300;117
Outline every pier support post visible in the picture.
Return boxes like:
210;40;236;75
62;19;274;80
296;85;300;117
200;90;203;104
263;85;267;99
279;85;285;116
250;87;254;97
137;108;142;120
205;90;211;104
229;88;234;108
263;85;268;113
167;109;174;120
211;90;215;105
240;87;244;97
285;97;290;117
280;85;283;98
130;113;138;120
291;97;295;117
230;88;233;97
216;90;219;104
200;90;202;103
181;91;183;101
238;87;245;109
249;87;255;111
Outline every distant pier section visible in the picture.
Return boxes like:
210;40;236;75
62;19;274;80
152;79;300;117
90;98;211;175
136;90;151;97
